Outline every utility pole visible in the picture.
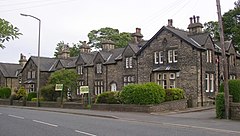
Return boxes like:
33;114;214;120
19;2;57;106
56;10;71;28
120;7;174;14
216;0;229;119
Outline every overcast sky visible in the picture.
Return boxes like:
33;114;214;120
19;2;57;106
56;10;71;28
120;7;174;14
0;0;235;63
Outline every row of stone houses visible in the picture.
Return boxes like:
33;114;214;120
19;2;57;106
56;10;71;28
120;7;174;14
1;15;239;107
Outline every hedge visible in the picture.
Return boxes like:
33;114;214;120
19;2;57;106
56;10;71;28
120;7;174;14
120;82;165;105
27;92;37;101
219;80;240;102
41;84;60;101
165;88;185;101
95;91;121;104
0;87;11;99
216;93;225;119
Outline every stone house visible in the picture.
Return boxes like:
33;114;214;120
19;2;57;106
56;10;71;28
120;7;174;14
0;54;27;92
19;16;240;107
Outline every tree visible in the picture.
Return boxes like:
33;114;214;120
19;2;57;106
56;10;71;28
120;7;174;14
87;27;132;49
204;1;240;50
203;21;220;41
70;41;85;57
48;69;78;94
0;18;22;49
54;41;65;57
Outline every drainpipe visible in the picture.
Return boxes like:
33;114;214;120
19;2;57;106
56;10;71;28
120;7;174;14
106;65;108;91
200;51;203;106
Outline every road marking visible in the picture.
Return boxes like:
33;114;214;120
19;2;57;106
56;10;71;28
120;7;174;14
75;130;97;136
8;114;24;119
33;120;58;127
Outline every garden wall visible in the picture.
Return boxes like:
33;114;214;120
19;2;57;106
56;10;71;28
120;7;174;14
230;102;240;120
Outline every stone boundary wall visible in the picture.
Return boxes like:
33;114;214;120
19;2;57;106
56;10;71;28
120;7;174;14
230;102;240;120
92;99;187;113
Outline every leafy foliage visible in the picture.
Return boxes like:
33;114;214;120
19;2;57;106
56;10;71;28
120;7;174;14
87;27;132;48
219;80;240;102
120;82;166;105
203;21;219;41
40;84;59;101
0;18;22;49
0;87;11;99
27;92;37;101
16;86;27;99
216;93;225;119
48;69;78;99
95;91;121;104
165;88;185;101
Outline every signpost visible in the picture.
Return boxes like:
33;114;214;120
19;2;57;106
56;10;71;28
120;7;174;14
55;84;64;106
80;86;91;106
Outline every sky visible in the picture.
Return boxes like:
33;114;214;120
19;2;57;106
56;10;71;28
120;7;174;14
0;0;236;63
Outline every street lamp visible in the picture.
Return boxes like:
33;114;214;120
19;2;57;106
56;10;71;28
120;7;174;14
20;13;41;107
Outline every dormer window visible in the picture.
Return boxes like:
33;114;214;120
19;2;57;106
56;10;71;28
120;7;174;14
206;50;212;63
77;65;83;75
125;57;133;68
96;63;102;74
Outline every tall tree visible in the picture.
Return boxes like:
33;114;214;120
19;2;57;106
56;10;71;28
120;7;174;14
48;69;78;93
70;41;85;57
54;41;65;57
204;1;240;49
0;18;22;49
87;27;132;49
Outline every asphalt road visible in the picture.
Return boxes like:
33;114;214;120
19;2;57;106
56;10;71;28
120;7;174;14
0;107;240;136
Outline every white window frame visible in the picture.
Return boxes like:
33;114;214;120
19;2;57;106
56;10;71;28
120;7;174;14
96;64;102;74
168;50;173;63
210;74;214;92
110;83;117;92
77;66;83;75
129;57;133;68
205;73;209;92
173;50;178;62
125;57;129;68
159;51;164;64
28;84;35;93
126;57;133;68
154;52;159;64
207;50;212;63
27;71;31;79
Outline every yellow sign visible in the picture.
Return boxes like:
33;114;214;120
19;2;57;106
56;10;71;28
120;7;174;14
55;84;63;91
80;86;89;94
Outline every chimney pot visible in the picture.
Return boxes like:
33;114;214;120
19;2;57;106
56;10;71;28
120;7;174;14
193;15;196;23
136;28;141;33
168;19;173;27
190;17;193;24
196;16;200;23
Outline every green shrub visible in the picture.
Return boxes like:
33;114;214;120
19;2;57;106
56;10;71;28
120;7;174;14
219;80;240;102
165;88;185;101
41;84;60;101
120;82;165;105
31;97;44;102
0;87;11;99
27;92;37;101
16;87;27;99
96;91;121;104
216;92;225;119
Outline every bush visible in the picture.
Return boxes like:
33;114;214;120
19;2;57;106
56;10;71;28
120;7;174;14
216;93;225;119
16;87;27;100
165;88;185;101
31;97;44;102
0;87;11;99
120;82;166;105
96;91;121;104
219;80;240;102
27;92;37;101
41;84;60;101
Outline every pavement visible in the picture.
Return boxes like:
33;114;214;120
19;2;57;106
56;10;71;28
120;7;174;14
0;105;215;120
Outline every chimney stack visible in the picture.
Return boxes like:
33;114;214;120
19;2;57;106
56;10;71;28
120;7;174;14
132;27;143;44
187;15;203;35
19;53;27;67
167;19;173;27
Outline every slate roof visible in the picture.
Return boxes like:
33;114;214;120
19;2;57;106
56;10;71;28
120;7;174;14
0;62;22;78
105;48;125;64
137;26;207;55
31;56;58;72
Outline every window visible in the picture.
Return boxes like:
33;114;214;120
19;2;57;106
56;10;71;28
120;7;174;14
154;52;159;64
157;73;175;89
207;50;212;63
96;64;102;74
77;81;85;95
123;76;135;86
27;71;36;79
94;80;103;95
28;84;35;93
77;66;83;75
173;50;178;62
168;50;173;63
167;50;177;63
230;55;235;66
159;51;164;64
205;73;214;92
125;57;133;68
110;83;117;92
230;75;236;80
